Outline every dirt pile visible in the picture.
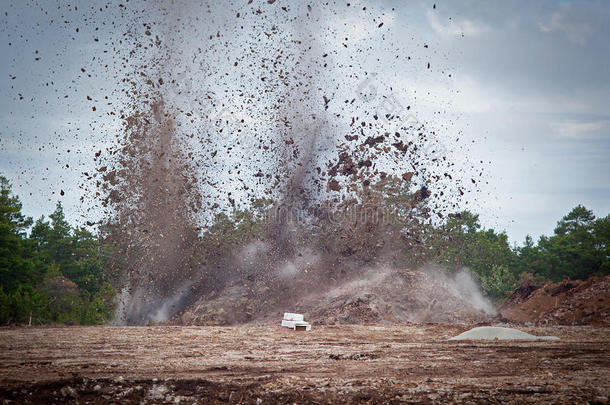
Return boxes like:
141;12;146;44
499;275;610;325
177;268;494;326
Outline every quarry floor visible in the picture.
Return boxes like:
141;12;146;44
0;325;609;404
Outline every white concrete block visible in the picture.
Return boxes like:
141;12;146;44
283;312;304;321
281;315;311;331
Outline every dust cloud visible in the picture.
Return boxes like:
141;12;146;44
88;1;485;325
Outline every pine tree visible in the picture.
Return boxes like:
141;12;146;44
0;176;38;292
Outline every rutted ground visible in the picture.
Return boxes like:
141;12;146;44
1;325;609;404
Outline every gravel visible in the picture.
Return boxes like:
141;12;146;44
449;326;560;341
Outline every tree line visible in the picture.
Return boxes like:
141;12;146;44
435;207;609;299
0;176;114;324
0;174;608;324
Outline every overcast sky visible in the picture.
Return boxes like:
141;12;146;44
1;0;609;244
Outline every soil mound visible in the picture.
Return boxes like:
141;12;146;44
449;326;559;341
305;270;494;325
499;275;610;325
176;269;494;326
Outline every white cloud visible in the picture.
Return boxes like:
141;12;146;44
450;76;498;114
427;10;490;38
552;120;610;140
539;11;593;45
393;74;498;115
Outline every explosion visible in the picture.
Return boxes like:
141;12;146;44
92;1;482;325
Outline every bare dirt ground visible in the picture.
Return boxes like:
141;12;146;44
1;325;609;404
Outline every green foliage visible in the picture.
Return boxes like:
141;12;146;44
530;206;607;281
594;214;610;275
202;199;273;259
0;177;40;292
0;176;115;325
0;285;50;324
436;205;609;299
480;265;518;301
0;176;33;234
434;211;519;300
80;282;116;324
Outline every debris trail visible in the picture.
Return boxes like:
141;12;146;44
48;1;484;324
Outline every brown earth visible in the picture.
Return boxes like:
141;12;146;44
178;269;494;326
1;325;609;404
499;275;610;325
